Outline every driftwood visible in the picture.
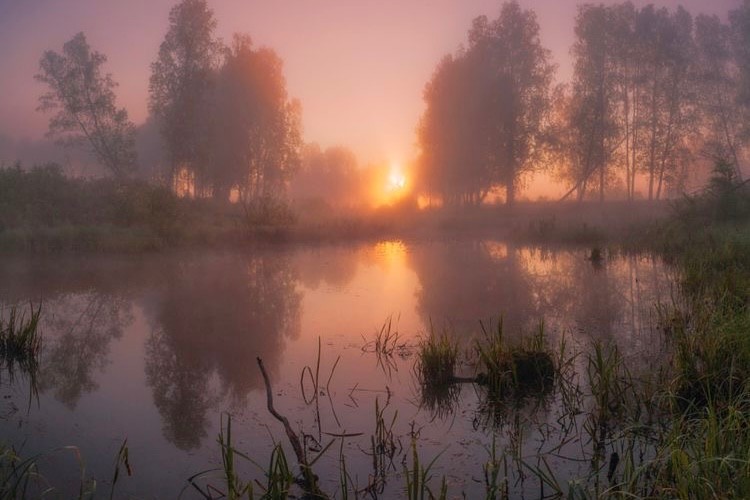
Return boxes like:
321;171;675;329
256;357;328;499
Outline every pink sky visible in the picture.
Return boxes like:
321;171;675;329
0;0;740;166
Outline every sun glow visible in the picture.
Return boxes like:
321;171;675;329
368;161;412;207
387;165;407;191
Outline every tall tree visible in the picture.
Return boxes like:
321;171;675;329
730;1;750;110
564;4;622;202
289;143;360;207
695;13;746;178
635;6;696;199
36;32;136;178
418;52;493;206
564;3;697;201
149;0;222;193
471;3;556;205
211;34;301;202
417;1;554;207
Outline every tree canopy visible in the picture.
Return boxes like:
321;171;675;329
417;2;555;207
36;32;136;179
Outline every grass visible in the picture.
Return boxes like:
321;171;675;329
415;331;458;389
404;437;447;500
0;304;42;364
0;303;43;409
475;320;555;402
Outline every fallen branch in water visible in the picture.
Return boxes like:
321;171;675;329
257;357;328;498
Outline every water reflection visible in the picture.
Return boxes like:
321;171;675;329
40;293;133;409
143;253;301;449
297;246;359;289
407;244;669;350
0;240;673;496
408;241;538;338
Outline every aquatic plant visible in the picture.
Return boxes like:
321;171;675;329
404;437;448;500
0;303;42;368
415;331;458;389
475;319;555;401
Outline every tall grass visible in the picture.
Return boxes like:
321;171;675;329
0;304;42;366
475;319;555;401
416;332;458;388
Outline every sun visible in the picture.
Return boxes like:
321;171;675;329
387;164;406;191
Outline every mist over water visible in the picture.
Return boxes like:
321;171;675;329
0;240;671;496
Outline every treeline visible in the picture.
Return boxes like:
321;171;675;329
31;0;750;211
417;1;750;206
35;0;300;207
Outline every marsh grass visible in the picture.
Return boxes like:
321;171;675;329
404;437;447;500
362;317;407;377
0;304;42;369
586;341;634;425
475;320;555;402
362;395;401;495
0;303;42;411
415;331;461;418
416;333;458;388
0;446;41;499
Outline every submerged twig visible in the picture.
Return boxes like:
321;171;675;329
257;357;328;499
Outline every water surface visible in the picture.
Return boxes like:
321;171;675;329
0;239;674;497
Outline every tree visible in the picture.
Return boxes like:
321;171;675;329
211;35;302;203
730;1;750;110
36;32;136;178
418;52;494;206
149;0;222;193
563;3;697;201
695;13;746;178
635;6;696;200
474;3;555;206
417;2;554;207
289;143;360;207
563;4;622;202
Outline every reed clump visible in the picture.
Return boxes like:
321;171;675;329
475;320;555;401
415;332;458;389
0;304;42;372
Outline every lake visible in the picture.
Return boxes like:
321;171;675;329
0;239;675;498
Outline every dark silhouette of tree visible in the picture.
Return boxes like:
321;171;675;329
635;6;696;200
731;1;750;114
562;5;623;202
418;2;554;207
134;115;168;183
210;35;302;203
407;241;537;339
149;0;222;194
695;13;747;177
38;293;133;409
144;253;301;449
36;32;136;179
562;4;697;201
289;143;360;207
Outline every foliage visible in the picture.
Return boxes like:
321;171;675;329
36;33;136;178
289;143;360;207
150;2;301;205
417;1;555;207
211;34;302;202
561;4;696;202
149;0;222;188
0;163;185;250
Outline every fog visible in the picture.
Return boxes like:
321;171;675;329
0;0;740;176
2;1;750;497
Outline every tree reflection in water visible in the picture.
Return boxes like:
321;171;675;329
144;252;301;450
408;241;538;341
39;293;133;409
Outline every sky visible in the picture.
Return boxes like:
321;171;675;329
0;0;741;167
